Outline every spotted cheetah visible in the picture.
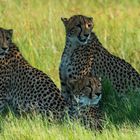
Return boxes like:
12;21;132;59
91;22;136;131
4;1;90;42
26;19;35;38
0;27;102;130
0;27;67;120
69;76;103;130
59;15;140;101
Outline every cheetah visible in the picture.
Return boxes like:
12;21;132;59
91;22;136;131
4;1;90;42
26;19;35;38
0;27;102;130
59;15;140;102
69;76;103;130
0;27;67;120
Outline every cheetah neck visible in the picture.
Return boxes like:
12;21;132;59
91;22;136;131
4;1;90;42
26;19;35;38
64;37;82;54
66;36;81;46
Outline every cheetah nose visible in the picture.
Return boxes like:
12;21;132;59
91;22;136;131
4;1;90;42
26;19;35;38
2;47;7;51
84;34;89;38
95;92;101;97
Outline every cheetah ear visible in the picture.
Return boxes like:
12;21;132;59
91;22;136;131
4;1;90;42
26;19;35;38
88;17;93;21
7;29;13;37
61;17;68;26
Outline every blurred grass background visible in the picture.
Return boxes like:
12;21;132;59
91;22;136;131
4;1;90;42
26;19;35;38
0;0;140;139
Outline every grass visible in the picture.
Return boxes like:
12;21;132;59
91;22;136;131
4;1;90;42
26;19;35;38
0;0;140;139
0;113;140;140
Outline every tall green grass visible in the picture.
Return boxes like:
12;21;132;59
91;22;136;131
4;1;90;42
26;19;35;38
0;112;140;140
0;0;140;139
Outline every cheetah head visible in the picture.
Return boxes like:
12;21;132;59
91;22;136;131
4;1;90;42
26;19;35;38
61;15;93;45
0;28;13;57
73;77;102;107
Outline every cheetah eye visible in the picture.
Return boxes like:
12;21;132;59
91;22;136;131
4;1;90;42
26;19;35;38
70;30;75;34
6;36;10;41
87;24;92;28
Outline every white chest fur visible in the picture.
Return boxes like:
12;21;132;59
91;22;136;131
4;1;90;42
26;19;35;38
60;43;77;81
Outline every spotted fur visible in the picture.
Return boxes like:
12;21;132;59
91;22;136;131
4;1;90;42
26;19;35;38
60;15;140;101
0;28;67;120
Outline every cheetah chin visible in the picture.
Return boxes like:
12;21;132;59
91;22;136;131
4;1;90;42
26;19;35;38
74;94;102;107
